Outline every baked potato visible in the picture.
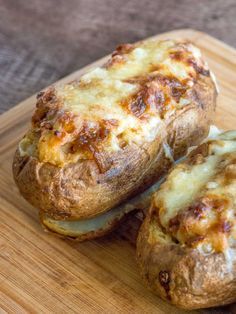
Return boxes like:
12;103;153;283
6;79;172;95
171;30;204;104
13;38;217;240
137;130;236;310
40;126;221;241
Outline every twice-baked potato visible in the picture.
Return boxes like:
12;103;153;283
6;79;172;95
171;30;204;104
137;130;236;310
13;38;217;240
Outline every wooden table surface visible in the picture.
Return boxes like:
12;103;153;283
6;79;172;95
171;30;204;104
0;0;235;113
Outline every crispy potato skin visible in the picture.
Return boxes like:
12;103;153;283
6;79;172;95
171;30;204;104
13;75;216;220
137;214;236;310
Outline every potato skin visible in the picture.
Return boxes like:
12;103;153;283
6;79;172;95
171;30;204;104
13;75;216;220
137;214;236;310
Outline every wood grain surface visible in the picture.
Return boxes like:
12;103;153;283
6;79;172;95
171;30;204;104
0;0;235;114
0;29;236;313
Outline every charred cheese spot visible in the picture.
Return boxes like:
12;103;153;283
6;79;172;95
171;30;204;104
153;131;236;254
170;43;210;77
129;94;147;118
122;73;190;118
32;87;61;127
187;58;210;76
20;39;211;166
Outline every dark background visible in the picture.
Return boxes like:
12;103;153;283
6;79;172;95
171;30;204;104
0;0;235;113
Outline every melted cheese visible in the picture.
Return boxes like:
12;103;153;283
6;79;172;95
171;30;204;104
56;40;200;147
157;156;219;227
20;39;211;166
154;130;236;253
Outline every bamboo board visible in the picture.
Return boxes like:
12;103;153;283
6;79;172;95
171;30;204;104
0;29;236;314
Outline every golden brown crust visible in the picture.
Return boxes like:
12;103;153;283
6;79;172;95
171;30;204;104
13;75;216;220
136;214;236;310
18;40;213;168
150;134;236;253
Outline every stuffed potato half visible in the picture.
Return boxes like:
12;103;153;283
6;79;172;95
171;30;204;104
137;131;236;310
13;38;216;228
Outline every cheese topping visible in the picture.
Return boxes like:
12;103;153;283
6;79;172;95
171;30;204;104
20;39;211;167
153;131;236;254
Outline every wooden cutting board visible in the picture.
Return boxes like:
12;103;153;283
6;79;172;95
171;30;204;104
0;29;236;314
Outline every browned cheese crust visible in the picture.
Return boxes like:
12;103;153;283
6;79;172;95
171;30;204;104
12;40;217;221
